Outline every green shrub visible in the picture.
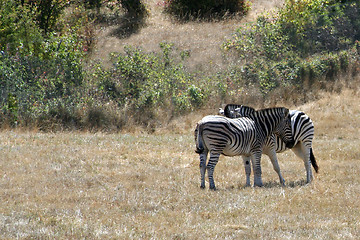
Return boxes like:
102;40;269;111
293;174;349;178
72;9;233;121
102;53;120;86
1;0;360;131
0;0;44;56
223;16;292;62
89;43;202;124
222;0;360;97
278;0;360;56
188;85;204;107
83;0;102;10
27;0;70;34
0;32;85;127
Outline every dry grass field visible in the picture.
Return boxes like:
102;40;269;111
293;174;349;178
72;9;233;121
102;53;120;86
1;88;360;239
2;0;360;238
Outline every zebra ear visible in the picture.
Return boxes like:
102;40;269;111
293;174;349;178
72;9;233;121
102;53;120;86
283;108;290;117
219;108;225;115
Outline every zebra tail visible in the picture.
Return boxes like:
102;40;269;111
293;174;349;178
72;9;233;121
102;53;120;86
310;148;319;173
194;123;204;154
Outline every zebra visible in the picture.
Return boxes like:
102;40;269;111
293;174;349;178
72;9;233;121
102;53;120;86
194;107;295;190
220;104;319;185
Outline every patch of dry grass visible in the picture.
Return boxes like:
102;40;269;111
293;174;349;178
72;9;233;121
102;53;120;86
92;0;285;72
1;89;360;239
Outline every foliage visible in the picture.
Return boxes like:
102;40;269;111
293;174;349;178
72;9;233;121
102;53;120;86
278;0;360;55
222;0;360;96
1;0;360;130
0;0;44;56
83;0;102;9
0;38;85;128
24;0;70;34
0;0;89;128
164;0;250;21
93;43;206;124
223;16;293;62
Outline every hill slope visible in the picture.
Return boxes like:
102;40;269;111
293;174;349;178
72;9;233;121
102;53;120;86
92;0;285;71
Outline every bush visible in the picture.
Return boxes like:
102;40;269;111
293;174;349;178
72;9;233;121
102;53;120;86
0;0;44;56
222;0;360;97
1;0;360;131
120;0;147;16
188;85;204;107
26;0;70;34
223;16;292;63
88;43;208;124
278;0;360;56
164;0;250;21
0;33;85;127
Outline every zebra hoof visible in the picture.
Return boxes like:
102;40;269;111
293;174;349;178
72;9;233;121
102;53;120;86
254;183;263;187
200;185;205;189
209;185;217;191
280;179;286;186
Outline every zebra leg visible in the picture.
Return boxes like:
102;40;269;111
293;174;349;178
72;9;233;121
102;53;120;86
266;150;285;186
199;149;208;189
292;143;313;183
242;156;252;187
207;152;220;190
251;153;263;187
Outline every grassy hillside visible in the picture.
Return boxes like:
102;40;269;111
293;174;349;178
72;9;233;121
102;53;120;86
1;0;359;131
92;0;285;71
90;0;360;130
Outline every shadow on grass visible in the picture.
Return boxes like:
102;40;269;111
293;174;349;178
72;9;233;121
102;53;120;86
110;12;147;39
262;179;308;188
221;179;309;191
95;11;147;39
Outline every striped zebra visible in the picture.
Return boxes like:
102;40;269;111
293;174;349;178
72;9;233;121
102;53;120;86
220;104;319;185
194;107;295;190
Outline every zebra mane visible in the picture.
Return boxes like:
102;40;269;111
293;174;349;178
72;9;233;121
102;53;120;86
223;104;289;121
253;107;289;119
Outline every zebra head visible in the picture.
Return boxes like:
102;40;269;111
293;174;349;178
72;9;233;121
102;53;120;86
234;106;255;118
272;108;295;149
221;104;255;118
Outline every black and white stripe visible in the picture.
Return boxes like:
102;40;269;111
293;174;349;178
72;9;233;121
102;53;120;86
220;104;319;185
195;107;295;189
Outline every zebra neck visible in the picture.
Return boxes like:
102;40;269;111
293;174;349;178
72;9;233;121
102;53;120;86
253;111;280;138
